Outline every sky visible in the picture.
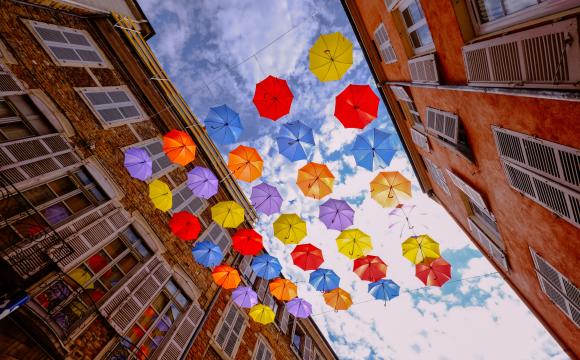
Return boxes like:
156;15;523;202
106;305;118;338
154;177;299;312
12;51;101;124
139;1;566;359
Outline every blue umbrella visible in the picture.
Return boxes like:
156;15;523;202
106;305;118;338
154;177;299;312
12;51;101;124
251;254;282;280
204;105;243;144
191;240;223;267
351;129;396;171
309;268;340;292
368;279;400;303
276;120;315;162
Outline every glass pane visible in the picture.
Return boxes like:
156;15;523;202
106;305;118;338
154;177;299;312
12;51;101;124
126;324;145;344
0;226;20;251
48;177;77;196
0;194;28;219
69;264;93;286
42;203;71;225
123;227;140;243
137;306;158;330
35;280;72;312
118;253;138;274
410;25;432;49
0;121;33;140
105;238;126;259
402;1;424;27
504;0;539;16
0;100;16;117
151;292;169;313
86;281;107;302
175;292;188;309
13;212;49;238
63;193;91;213
89;186;107;203
74;168;93;186
100;265;124;289
151;320;170;345
163;304;180;325
86;251;110;273
23;185;55;206
165;281;178;295
134;242;151;258
137;337;158;360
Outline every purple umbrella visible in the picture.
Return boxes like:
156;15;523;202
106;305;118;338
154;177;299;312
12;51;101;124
250;182;282;215
124;147;152;181
232;286;258;308
187;166;219;199
286;297;312;318
319;199;354;231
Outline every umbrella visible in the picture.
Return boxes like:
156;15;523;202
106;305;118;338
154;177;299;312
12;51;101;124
309;32;353;82
402;235;441;264
211;201;244;228
253;75;294;121
368;279;400;303
251;254;282;280
269;278;298;301
169;211;201;241
232;286;258;308
69;267;93;288
149;179;172;212
211;264;241;289
286;297;312;318
334;84;380;129
249;304;275;325
250;183;283;215
187;166;218;199
273;213;307;245
228;145;263;183
336;229;373;260
162;129;196;166
44;204;69;225
353;255;387;282
204;105;243;144
276;120;315;162
192;240;223;267
296;162;335;200
124;147;152;181
309;268;340;292
370;171;412;208
232;229;263;256
416;257;452;287
323;288;352;311
318;199;354;231
352;129;396;171
291;243;324;271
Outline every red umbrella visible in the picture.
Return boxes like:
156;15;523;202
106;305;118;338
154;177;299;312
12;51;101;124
291;244;324;271
232;229;263;256
334;84;379;129
416;257;452;287
169;211;201;241
253;75;294;121
353;255;387;282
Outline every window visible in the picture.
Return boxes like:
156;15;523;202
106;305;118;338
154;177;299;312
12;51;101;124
374;23;397;64
0;66;24;96
423;157;449;195
239;255;257;285
0;96;56;142
410;128;429;151
253;337;274;360
170;182;207;217
275;304;290;334
200;223;231;252
426;108;474;161
214;302;247;358
289;321;313;359
126;138;177;180
390;86;422;127
467;218;509;271
408;54;439;83
78;87;145;127
446;170;493;219
398;0;434;54
468;198;499;235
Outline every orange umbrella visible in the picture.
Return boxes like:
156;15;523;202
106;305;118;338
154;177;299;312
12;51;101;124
212;264;241;289
162;129;196;166
228;145;263;182
296;162;335;199
370;171;412;208
269;278;298;301
323;288;352;311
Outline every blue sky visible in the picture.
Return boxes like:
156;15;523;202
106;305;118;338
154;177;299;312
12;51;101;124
140;1;565;359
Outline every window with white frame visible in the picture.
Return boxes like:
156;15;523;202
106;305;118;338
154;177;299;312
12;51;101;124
125;138;177;180
398;0;434;54
214;302;247;358
426;108;474;161
253;337;274;360
78;86;145;127
423;157;449;195
200;223;231;252
0;65;24;96
169;182;207;219
390;86;422;127
275;303;290;334
0;95;56;142
239;255;257;285
374;23;397;64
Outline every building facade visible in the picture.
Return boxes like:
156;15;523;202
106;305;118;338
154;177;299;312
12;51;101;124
0;1;337;359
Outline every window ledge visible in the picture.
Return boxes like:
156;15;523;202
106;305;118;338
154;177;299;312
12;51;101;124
426;132;476;165
468;215;504;251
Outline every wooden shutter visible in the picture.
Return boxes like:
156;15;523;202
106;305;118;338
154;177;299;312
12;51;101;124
389;85;410;102
446;170;492;217
239;255;256;285
0;66;24;96
374;24;397;64
253;339;273;360
408;54;439;83
492;126;579;191
257;278;268;300
155;301;205;360
423;158;450;195
277;304;290;334
467;218;508;271
462;18;580;88
425;108;459;143
215;303;246;358
303;335;313;360
410;128;429;152
80;87;142;124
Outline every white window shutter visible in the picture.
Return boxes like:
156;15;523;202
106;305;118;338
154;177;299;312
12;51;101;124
467;218;508;271
446;170;492;216
374;24;397;64
155;301;205;360
224;309;246;357
423;158;450;195
390;85;411;102
426;108;459;143
408;54;439;83
278;304;289;334
215;304;237;348
410;128;429;152
80;87;143;124
303;335;313;360
239;255;255;284
0;66;24;96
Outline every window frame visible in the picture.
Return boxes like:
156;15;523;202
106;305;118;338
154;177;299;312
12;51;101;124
213;301;248;359
396;0;435;55
0;96;57;143
123;137;179;181
252;336;274;360
76;86;146;128
373;23;397;64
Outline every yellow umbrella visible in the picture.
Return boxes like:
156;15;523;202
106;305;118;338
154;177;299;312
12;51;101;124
149;179;172;212
211;201;245;228
249;304;275;325
273;213;307;245
336;229;372;260
309;32;353;82
296;162;335;200
323;288;352;311
402;234;440;264
370;171;412;208
69;267;94;289
269;278;298;301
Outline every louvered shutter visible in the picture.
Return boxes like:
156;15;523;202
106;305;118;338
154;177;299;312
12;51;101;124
423;158;449;195
303;335;313;360
254;341;266;360
0;66;24;96
425;108;459;144
155;301;205;360
467;218;508;271
446;170;492;217
240;255;256;285
131;138;175;179
374;24;397;64
219;306;246;357
408;54;439;83
170;183;206;215
389;85;411;102
81;87;142;124
257;278;268;300
410;128;429;151
277;304;289;334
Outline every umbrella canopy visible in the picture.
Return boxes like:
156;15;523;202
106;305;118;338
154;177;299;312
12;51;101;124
162;129;196;166
309;268;340;292
296;162;335;200
276;120;315;162
204;105;243;144
211;201;245;228
228;145;263;183
148;179;172;212
124;147;152;181
336;229;373;260
323;288;352;311
368;279;400;302
169;211;201;241
416;257;452;287
273;213;307;245
402;235;441;264
249;304;275;325
309;32;353;82
319;198;354;231
353;255;387;282
250;183;283;215
286;297;312;318
291;243;324;271
187;166;218;199
232;229;263;256
192;240;223;267
253;75;294;121
251;254;282;280
211;264;241;289
232;286;258;308
370;171;412;208
352;129;397;171
269;278;298;301
335;84;380;129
